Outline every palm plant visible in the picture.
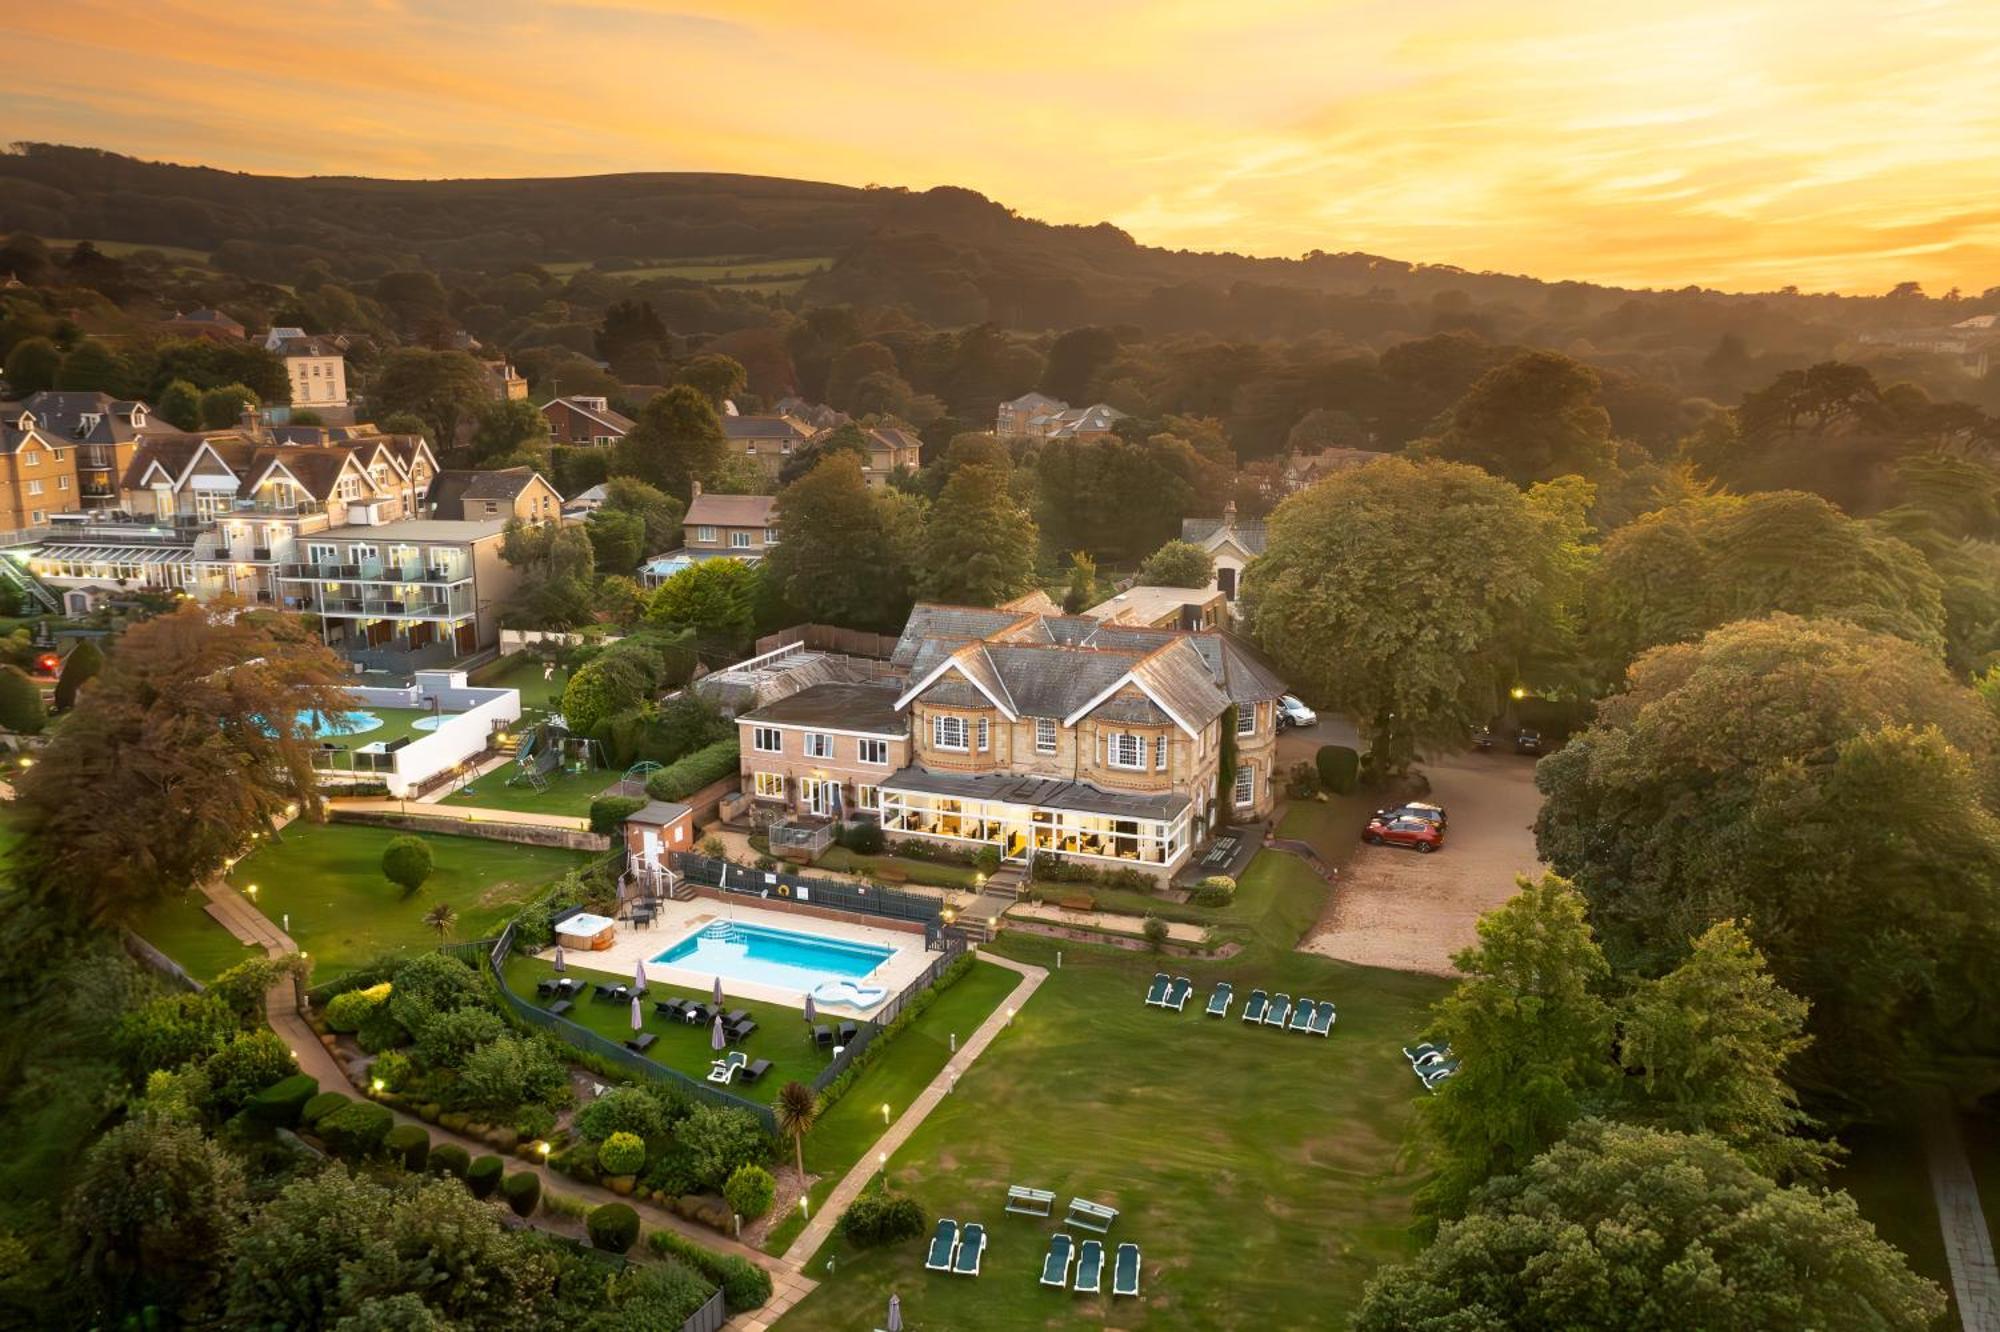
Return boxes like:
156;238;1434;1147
775;1080;819;1181
423;901;457;943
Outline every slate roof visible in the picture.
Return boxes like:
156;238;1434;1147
1181;513;1268;555
884;766;1189;821
6;391;161;445
739;682;906;736
274;335;342;358
685;493;776;528
427;468;549;513
721;415;813;441
117;429;433;502
545;397;635;433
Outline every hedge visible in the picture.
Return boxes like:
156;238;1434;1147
1317;744;1360;795
501;1170;541;1217
644;739;739;801
323;982;391;1034
466;1155;504;1199
245;1074;319;1128
589;794;647;834
427;1143;472;1179
587;1202;641;1254
383;1124;430;1171
647;1229;773;1311
301;1091;351;1127
317;1101;395;1158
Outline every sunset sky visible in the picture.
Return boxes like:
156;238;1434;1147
13;0;2000;294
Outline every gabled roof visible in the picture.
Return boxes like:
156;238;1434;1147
542;397;635;433
427;467;551;512
864;426;922;454
685;493;776;528
5;390;161;445
274;335;342;358
722;415;813;441
1181;513;1268;556
1002;391;1065;412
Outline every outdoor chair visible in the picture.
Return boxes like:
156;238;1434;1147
812;1024;833;1047
1289;997;1317;1032
1074;1239;1104;1294
740;1058;773;1084
1310;1001;1336;1036
1165;976;1193;1011
1205;982;1233;1017
592;983;616;1001
655;998;687;1020
925;1218;960;1272
706;1051;748;1085
683;1004;711;1025
1039;1232;1075;1288
725;1008;750;1026
1113;1243;1141;1297
952;1222;986;1276
728;1019;758;1044
624;1033;657;1054
838;1020;859;1044
609;984;631;1004
536;979;557;997
1403;1041;1446;1065
547;1000;573;1017
1143;972;1172;1007
1240;989;1268;1024
1264;994;1292;1028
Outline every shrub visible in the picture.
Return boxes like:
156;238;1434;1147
972;845;1001;874
456;1033;568;1114
500;1170;541;1217
301;1091;350;1126
696;834;727;858
642;1140;702;1198
840;821;886;855
644;738;740;801
315;1100;394;1158
1317;744;1360;795
355;1007;408;1054
412;1005;506;1071
1190;875;1236;907
648;1229;773;1311
589;794;648;834
381;835;434;896
244;1073;319;1128
1286;760;1322;799
52;638;103;711
209;956;287;1023
614;1261;715;1328
114;991;238;1079
575;1085;670;1143
383;1124;430;1171
840;1191;926;1247
597;1131;647;1176
1101;866;1154;893
386;952;482;1030
677;1104;773;1191
427;1143;472;1178
0;665;45;734
466;1154;504;1199
322;982;391;1034
586;1202;641;1254
1143;916;1170;951
371;1049;414;1090
514;1105;557;1141
724;1164;776;1220
202;1030;298;1115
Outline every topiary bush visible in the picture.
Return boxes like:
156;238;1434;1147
316;1100;394;1158
301;1091;351;1127
466;1154;504;1199
1317;744;1360;795
244;1073;319;1128
501;1170;542;1217
1190;875;1236;907
381;835;434;896
586;1201;641;1254
839;1191;927;1247
724;1164;775;1220
322;982;391;1034
383;1123;431;1171
589;794;647;834
427;1143;472;1179
597;1131;646;1177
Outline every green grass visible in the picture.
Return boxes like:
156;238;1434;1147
1277;790;1379;868
221;822;590;978
440;764;622;817
778;917;1451;1329
468;651;570;718
1835;1121;1957;1325
130;889;263;980
314;706;465;753
814;845;983;891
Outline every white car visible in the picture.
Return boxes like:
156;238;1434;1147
1277;695;1318;729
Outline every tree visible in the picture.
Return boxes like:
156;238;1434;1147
1243;457;1572;775
1619;920;1832;1181
917;462;1036;606
52;638;102;712
586;507;645;575
595;299;667;364
54;338;127;393
1137;539;1214;588
674;352;746;407
703;453;772;495
1039;326;1120;404
1536;614;2000;1100
646;558;761;657
1586;491;1946;677
1424;350;1616;484
600;476;685;554
381;835;434;897
774;1080;817;1183
499;521;598;630
423;900;457;943
766;454;918;631
198;383;260;429
778;421;869;488
615;385;728;499
1063;550;1098;612
0;665;45;734
471;397;551;464
3;336;61;395
1356;1119;1945;1332
372;348;489;451
1416;873;1614;1218
63;1118;248;1322
10;601;352;925
155;378;203;430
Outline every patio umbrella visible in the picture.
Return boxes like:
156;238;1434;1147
634;958;647;994
553;944;565;973
802;992;817;1025
630;996;643;1033
712;975;724;1007
711;1014;726;1052
887;1294;902;1332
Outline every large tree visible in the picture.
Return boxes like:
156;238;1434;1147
11;603;352;926
1536;613;2000;1101
1243;457;1576;774
498;520;598;629
1586;490;1946;676
646;558;761;658
766;454;918;631
470;397;551;464
371;348;489;450
614;385;728;499
1357;1119;1944;1332
600;476;685;553
1136;539;1214;589
917;462;1037;606
673;351;747;408
1423;350;1616;484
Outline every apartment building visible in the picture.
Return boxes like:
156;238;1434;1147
0;391;170;520
734;603;1286;881
0;409;76;530
541;396;634;446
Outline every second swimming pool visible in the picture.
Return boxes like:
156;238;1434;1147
652;921;896;993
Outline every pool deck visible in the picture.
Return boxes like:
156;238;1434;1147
534;897;931;1019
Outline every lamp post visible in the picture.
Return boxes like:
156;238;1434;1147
881;1102;891;1125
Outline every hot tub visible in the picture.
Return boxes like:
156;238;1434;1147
556;912;617;951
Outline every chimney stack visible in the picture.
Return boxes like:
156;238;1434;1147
691;480;703;500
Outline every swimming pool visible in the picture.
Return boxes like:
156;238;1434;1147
293;708;382;738
652;921;896;994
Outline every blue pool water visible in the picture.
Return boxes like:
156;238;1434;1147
295;708;382;738
653;922;896;993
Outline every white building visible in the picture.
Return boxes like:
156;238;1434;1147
273;336;348;411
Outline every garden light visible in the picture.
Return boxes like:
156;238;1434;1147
371;1077;384;1094
881;1102;891;1124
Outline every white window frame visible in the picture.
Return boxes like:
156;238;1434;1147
858;738;889;766
730;530;752;549
753;771;785;799
1234;763;1255;806
977;717;989;752
1155;734;1168;770
696;525;718;543
932;715;968;752
1109;732;1146;770
1237;704;1256;736
25;479;41;496
1035;717;1057;754
804;732;834;760
752;726;783;754
855;783;880;811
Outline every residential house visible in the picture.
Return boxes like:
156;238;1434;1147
641;488;775;586
162;308;245;342
480;359;528;401
1083;585;1227;631
1180;500;1267;601
773;397;849;432
425;468;563;524
540;396;634;447
562;483;609;519
1280;447;1388;493
273;335;349;412
734;603;1287;881
3;391;167;512
721;415;815;476
998;392;1127;442
997;391;1065;437
0;407;78;530
859;426;922;484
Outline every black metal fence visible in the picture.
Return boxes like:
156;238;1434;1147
810;934;967;1093
671;852;944;927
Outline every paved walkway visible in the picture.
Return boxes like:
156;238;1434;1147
199;877;296;951
331;797;590;832
1922;1095;2000;1332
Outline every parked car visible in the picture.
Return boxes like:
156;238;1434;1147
1363;814;1444;853
1376;801;1447;829
1472;726;1495;751
1276;695;1318;729
1515;728;1543;755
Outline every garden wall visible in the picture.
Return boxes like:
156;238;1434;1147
343;670;522;797
329;808;610;852
685;884;929;937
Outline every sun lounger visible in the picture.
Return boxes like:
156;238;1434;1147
838;1020;858;1044
1421;1059;1461;1088
706;1051;747;1085
654;998;687;1020
1264;994;1292;1028
536;979;558;997
1039;1232;1075;1288
812;1024;833;1047
1143;972;1172;1007
547;1000;573;1017
1005;1185;1056;1217
1164;976;1193;1011
724;1008;749;1026
1113;1243;1141;1297
740;1058;772;1084
728;1019;758;1044
1073;1238;1104;1293
925;1218;960;1272
1240;989;1268;1024
592;983;616;1001
1310;1000;1335;1035
624;1032;657;1054
1064;1198;1118;1234
952;1222;985;1276
1403;1041;1446;1065
1289;996;1317;1032
682;1003;710;1025
1205;982;1233;1017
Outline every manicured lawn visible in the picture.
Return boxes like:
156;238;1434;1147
1278;789;1379;869
222;823;591;978
1083;849;1330;951
468;650;569;717
814;845;983;891
778;920;1451;1329
440;764;623;817
131;889;263;980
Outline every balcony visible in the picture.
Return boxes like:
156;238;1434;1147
315;596;459;619
276;561;466;584
233;498;325;516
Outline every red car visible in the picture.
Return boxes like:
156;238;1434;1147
1364;814;1444;853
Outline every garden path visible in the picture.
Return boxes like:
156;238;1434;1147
1922;1094;2000;1332
329;797;590;832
